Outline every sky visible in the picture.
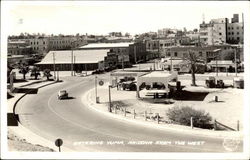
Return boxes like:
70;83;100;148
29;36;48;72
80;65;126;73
2;1;248;36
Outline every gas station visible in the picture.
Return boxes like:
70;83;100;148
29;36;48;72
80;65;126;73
110;70;179;99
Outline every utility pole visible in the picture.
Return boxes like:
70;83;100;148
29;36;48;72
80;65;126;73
122;52;124;70
108;85;112;112
216;55;218;76
53;52;56;80
74;55;76;76
95;76;98;103
134;45;137;64
57;67;59;82
71;42;74;76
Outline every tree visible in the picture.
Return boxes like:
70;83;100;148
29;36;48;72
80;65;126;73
7;65;14;83
166;106;213;129
43;69;52;80
187;50;200;86
19;65;29;80
30;66;41;80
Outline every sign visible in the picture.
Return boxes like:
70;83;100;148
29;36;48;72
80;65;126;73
55;138;63;148
99;80;104;86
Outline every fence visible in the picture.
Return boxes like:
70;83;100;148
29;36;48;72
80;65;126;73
110;104;240;131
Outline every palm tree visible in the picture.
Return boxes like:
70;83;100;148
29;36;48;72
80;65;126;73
187;50;200;86
19;65;29;80
30;66;41;80
43;69;52;80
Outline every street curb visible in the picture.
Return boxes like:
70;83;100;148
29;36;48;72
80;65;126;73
82;88;243;140
8;80;75;152
12;80;59;116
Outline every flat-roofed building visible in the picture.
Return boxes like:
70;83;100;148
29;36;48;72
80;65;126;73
79;42;133;68
35;49;109;71
8;40;33;56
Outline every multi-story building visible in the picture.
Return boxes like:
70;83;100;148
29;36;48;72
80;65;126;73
199;14;244;45
165;44;239;64
227;14;244;44
128;41;148;63
28;37;50;55
158;28;171;38
199;18;228;45
7;40;32;56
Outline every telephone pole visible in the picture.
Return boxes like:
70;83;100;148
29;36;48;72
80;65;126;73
53;52;56;80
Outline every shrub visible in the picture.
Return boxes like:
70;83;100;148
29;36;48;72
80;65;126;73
166;106;213;129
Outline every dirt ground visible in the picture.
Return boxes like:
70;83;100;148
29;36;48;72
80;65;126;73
94;79;243;131
7;130;55;152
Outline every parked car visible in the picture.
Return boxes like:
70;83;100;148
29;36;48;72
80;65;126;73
58;90;68;100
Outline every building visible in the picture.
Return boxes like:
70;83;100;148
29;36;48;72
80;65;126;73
207;60;235;72
227;14;244;44
129;41;148;63
28;37;50;55
158;28;171;38
35;49;109;71
199;14;244;45
145;40;160;58
79;42;133;68
8;40;33;56
165;44;237;64
199;18;228;45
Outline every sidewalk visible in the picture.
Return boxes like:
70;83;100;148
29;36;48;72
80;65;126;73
7;79;73;152
82;84;243;139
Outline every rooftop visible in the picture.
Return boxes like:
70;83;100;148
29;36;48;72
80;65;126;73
37;49;109;64
141;71;173;78
79;42;133;49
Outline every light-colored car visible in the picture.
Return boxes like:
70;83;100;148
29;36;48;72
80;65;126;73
57;90;68;100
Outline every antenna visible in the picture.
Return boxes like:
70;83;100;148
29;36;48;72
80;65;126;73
202;13;205;23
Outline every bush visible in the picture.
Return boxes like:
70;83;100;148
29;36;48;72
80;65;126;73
166;106;213;129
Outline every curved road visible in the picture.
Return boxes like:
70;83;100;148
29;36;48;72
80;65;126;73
15;74;242;152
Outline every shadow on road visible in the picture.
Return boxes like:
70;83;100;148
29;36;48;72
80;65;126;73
174;91;209;101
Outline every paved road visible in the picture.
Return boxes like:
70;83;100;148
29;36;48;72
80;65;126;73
15;74;242;152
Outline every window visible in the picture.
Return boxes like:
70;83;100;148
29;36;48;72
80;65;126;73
237;32;239;35
37;42;39;45
228;32;231;35
43;41;45;44
219;33;222;35
237;37;240;40
232;32;234;35
228;27;230;30
237;27;239;30
232;27;234;30
174;52;178;57
199;52;202;57
31;42;33;45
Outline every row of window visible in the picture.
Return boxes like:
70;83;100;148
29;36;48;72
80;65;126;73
30;41;46;45
33;47;46;50
228;32;243;35
228;26;243;30
228;37;240;41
